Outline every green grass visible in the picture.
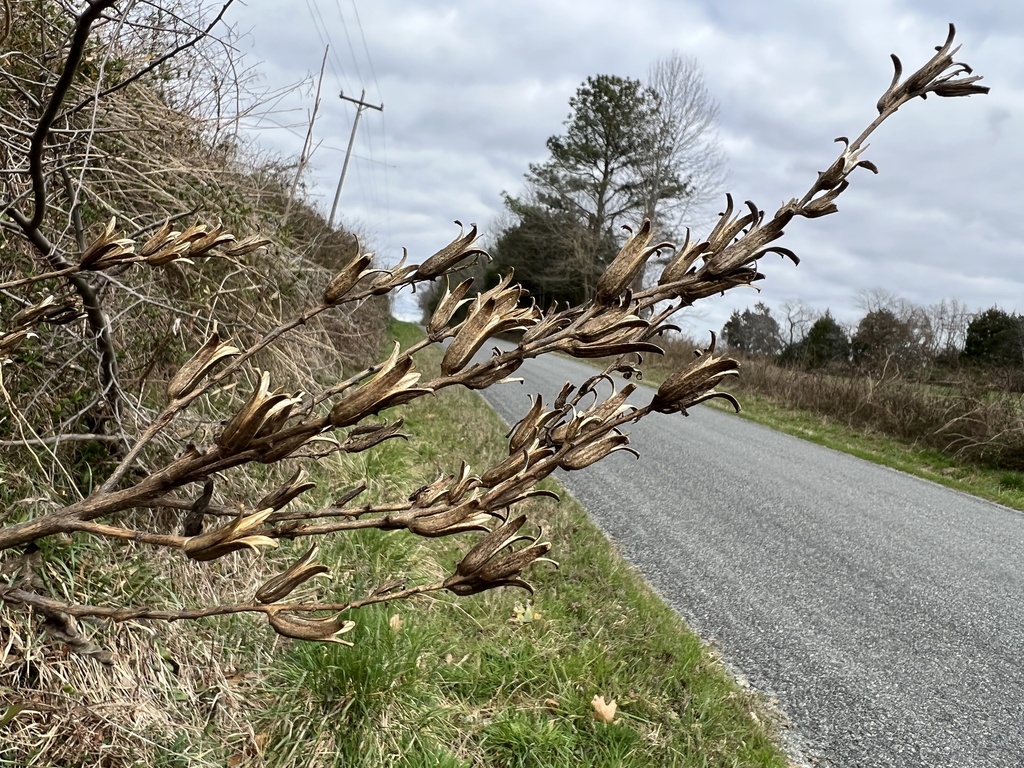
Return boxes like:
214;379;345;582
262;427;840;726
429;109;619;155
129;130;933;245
716;393;1024;514
245;321;789;767
641;349;1024;512
703;392;1024;512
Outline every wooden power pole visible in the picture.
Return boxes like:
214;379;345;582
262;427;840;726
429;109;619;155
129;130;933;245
328;89;384;229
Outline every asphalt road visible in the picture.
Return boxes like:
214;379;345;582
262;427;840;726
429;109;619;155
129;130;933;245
474;345;1024;768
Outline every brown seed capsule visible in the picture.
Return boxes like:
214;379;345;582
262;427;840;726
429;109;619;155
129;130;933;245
323;251;373;304
255;544;330;604
183;509;278;561
595;220;673;303
329;344;429;428
415;221;486;279
426;277;474;341
79;218;136;269
166;325;240;400
267;610;355;645
256;469;317;511
651;335;740;415
218;371;303;452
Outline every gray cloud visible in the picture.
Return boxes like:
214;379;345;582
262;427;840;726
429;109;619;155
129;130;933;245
237;0;1022;337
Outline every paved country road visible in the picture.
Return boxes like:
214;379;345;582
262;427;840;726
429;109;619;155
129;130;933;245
474;344;1024;768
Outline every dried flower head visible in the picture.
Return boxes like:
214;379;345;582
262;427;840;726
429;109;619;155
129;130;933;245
267;610;355;645
426;276;474;341
651;333;741;415
595;219;673;303
415;221;486;279
183;509;278;561
444;516;554;596
166;324;240;400
218;371;303;452
256;544;330;603
329;343;430;427
79;218;135;269
441;274;539;375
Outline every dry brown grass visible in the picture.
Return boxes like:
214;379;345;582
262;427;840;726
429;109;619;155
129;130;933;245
656;348;1024;471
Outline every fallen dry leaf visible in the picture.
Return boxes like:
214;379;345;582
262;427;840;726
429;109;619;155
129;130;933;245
510;600;542;625
591;694;618;724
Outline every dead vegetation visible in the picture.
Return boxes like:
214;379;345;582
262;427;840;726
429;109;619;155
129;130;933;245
0;2;988;764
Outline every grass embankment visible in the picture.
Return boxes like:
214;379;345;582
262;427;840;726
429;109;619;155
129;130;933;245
643;346;1024;513
705;393;1024;511
1;321;789;767
250;320;790;767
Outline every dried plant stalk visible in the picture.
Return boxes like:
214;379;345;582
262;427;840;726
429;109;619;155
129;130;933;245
0;5;987;664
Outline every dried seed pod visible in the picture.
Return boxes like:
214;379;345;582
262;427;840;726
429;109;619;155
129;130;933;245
480;446;534;487
407;499;491;537
342;419;408;453
224;233;273;258
79;218;136;269
651;334;741;415
459;357;524;390
557;432;635;471
323;251;373;304
218;371;303;452
166;325;240;400
447;462;481;502
595;220;673;303
256;544;330;603
0;329;34;355
183;509;278;561
442;276;538;374
415;221;486;279
455;515;529;577
11;295;69;328
443;520;553;596
256;469;316;511
139;220;176;256
426;277;474;341
329;344;430;427
508;395;556;453
187;221;235;257
659;228;710;285
267;611;355;645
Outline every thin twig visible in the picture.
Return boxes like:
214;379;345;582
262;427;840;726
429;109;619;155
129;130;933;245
26;0;119;232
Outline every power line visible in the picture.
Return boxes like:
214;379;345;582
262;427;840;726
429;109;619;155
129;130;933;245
349;0;380;95
305;0;351;93
334;0;365;88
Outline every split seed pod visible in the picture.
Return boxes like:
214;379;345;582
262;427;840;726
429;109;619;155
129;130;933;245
256;544;330;603
167;325;240;400
267;611;355;645
184;509;278;561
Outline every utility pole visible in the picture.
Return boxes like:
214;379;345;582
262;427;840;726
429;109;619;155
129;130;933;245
328;89;384;229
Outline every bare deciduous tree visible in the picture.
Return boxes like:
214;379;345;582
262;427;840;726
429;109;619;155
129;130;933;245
641;52;727;235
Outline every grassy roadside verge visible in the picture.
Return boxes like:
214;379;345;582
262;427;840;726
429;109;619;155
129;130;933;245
640;350;1024;512
703;393;1024;512
248;320;790;767
638;346;1024;514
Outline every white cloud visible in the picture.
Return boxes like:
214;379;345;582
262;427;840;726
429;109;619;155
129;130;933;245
236;0;1022;331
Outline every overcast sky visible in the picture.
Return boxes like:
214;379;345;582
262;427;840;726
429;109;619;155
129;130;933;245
235;0;1022;337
